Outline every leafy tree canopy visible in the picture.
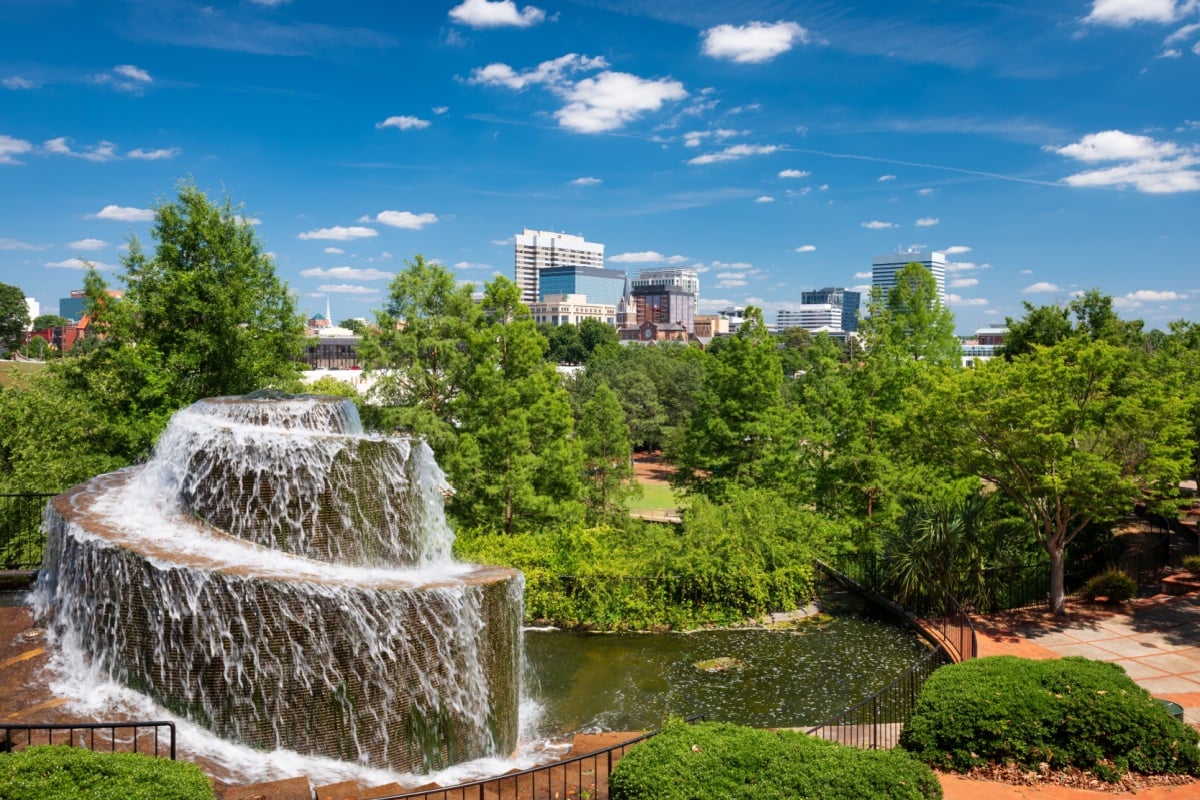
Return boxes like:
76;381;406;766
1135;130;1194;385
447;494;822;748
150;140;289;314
0;281;30;354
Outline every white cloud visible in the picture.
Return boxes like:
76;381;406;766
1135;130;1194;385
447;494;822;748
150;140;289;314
45;257;115;270
1160;47;1183;57
317;283;377;295
43;137;118;162
878;174;897;182
324;247;344;254
778;168;809;178
1174;23;1200;42
860;220;898;229
301;266;393;281
453;261;494;270
701;21;810;64
755;195;775;203
88;204;153;222
298;226;378;241
469;54;607;91
610;251;665;263
944;245;972;254
571;176;602;185
1053;130;1182;162
449;0;545;28
556;71;687;133
127;147;180;160
947;294;988;306
917;188;934;196
946;261;978;273
1195;40;1200;53
376;115;431;130
1023;281;1061;293
795;245;816;253
69;238;109;250
950;277;979;288
1112;289;1187;308
682;129;743;147
0;237;49;250
113;64;151;83
688;143;778;165
915;217;940;227
853;271;872;280
470;54;684;133
491;237;514;246
433;106;450;115
249;0;293;5
358;210;438;229
2;77;37;90
1052;130;1200;193
1020;269;1034;274
1085;0;1191;26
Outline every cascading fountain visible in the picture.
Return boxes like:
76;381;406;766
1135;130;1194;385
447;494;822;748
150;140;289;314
33;392;522;774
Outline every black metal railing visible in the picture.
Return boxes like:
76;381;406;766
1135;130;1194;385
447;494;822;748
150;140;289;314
378;731;658;800
805;647;949;750
805;557;977;748
1;721;177;760
0;493;55;572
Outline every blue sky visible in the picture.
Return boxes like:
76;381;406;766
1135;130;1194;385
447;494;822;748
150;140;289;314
2;0;1198;334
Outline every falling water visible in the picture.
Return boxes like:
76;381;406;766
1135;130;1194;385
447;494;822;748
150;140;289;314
34;393;522;775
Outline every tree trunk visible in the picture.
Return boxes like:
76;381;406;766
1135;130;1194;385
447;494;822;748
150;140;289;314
1048;544;1066;615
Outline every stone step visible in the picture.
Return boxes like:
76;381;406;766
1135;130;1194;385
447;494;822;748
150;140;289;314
218;775;313;800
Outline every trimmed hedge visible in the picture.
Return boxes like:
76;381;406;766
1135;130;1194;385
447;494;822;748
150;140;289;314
0;745;215;800
1183;554;1200;577
609;719;942;800
1079;569;1137;603
899;656;1200;780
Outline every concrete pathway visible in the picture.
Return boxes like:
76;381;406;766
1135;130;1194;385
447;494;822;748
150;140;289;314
972;593;1200;726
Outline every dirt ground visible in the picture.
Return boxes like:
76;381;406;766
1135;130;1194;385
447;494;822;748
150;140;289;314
631;450;672;485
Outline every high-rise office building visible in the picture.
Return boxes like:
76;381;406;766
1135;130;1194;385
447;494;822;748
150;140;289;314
800;287;861;333
538;265;627;309
514;229;605;306
871;249;947;307
778;305;842;331
623;267;699;334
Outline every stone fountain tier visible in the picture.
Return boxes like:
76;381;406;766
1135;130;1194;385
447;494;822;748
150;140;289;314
160;395;447;567
39;470;522;774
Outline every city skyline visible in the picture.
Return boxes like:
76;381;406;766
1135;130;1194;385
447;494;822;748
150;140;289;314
2;0;1198;334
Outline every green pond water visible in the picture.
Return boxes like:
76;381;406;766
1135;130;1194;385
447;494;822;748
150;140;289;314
522;591;930;735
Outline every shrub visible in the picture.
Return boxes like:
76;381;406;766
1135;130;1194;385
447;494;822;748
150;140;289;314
1183;555;1200;577
899;656;1200;780
0;745;215;800
1079;569;1137;603
609;719;942;800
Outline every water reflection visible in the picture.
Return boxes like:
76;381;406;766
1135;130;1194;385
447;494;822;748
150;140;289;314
522;592;928;735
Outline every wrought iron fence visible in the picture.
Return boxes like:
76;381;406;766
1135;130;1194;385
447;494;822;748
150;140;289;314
805;557;976;748
0;493;54;572
1;721;177;760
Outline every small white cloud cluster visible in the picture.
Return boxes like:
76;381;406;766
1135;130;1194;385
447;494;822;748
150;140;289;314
95;64;153;93
688;143;778;165
1051;129;1200;193
1085;0;1195;27
860;220;897;229
1113;289;1187;308
469;53;686;133
700;21;810;64
449;0;545;29
376;116;431;130
359;211;439;230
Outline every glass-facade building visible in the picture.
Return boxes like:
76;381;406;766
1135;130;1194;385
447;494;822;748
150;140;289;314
800;287;861;333
539;266;627;309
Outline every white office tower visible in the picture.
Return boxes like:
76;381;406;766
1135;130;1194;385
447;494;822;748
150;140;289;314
778;305;842;331
871;248;947;307
514;229;605;306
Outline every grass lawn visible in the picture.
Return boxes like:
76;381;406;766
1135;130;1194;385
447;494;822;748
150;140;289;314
627;480;680;514
0;360;47;389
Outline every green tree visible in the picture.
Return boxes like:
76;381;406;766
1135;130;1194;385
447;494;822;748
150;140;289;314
30;313;69;331
0;282;30;354
861;262;959;366
447;277;584;534
577;382;638;522
543;322;587;364
1001;301;1072;359
338;317;367;335
355;255;479;449
107;181;305;402
673;308;796;500
910;338;1192;613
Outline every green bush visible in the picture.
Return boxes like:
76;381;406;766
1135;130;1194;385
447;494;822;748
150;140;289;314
454;494;845;630
609;719;942;800
1079;569;1137;603
0;745;215;800
899;656;1200;780
1183;555;1200;577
